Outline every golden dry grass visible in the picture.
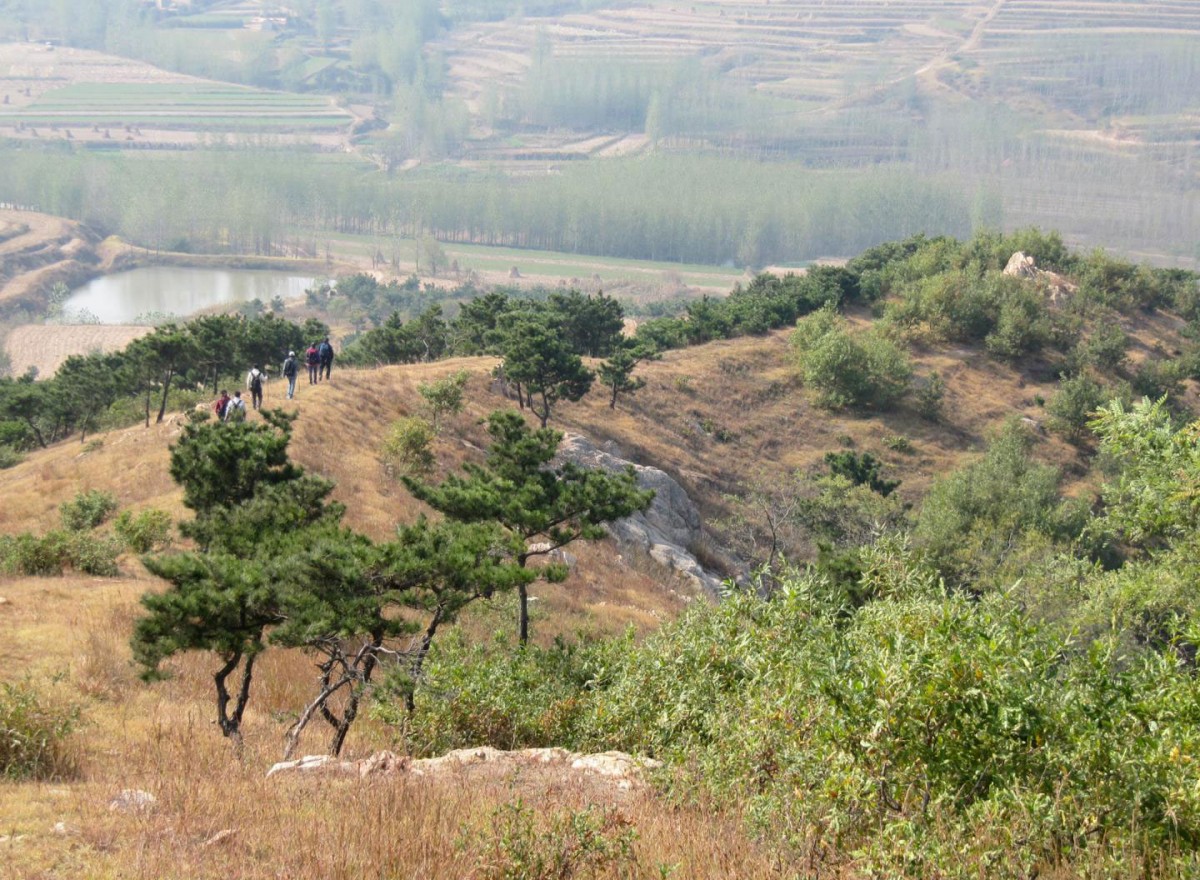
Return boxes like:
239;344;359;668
0;574;789;880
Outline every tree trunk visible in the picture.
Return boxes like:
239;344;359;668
156;368;174;424
144;386;152;428
517;581;530;646
405;609;444;713
24;417;46;448
214;650;258;747
329;634;383;756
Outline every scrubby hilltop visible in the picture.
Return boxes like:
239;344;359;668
2;229;1200;878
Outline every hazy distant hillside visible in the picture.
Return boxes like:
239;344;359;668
0;0;1197;270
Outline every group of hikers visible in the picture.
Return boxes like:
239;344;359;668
212;338;334;422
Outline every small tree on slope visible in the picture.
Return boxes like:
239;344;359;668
405;410;654;645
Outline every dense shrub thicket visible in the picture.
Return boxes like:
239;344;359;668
393;398;1200;878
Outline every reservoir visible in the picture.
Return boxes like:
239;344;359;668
63;267;316;324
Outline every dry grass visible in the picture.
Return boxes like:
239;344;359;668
1;319;1196;876
0;571;787;880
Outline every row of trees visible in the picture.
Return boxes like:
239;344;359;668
0;313;328;451
0;147;976;267
133;407;651;753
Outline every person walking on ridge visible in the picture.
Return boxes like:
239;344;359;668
282;350;299;400
246;364;266;410
224;390;247;422
305;343;320;385
318;337;334;382
213;389;231;421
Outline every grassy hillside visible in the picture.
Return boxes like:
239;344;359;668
2;227;1200;876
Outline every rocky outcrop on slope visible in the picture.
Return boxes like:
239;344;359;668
556;433;725;595
267;746;662;792
1003;251;1076;305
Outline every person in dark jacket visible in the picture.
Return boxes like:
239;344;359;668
246;365;266;410
213;389;231;420
282;350;299;399
318;337;334;381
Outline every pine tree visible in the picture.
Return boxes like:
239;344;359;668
405;410;654;644
598;341;659;409
497;311;593;427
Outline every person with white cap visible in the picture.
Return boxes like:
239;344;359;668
282;350;299;400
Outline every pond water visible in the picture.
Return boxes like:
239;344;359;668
63;267;316;324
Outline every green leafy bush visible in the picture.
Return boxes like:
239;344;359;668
0;444;22;469
984;284;1052;360
114;509;173;553
915;419;1071;586
380;416;435;478
578;553;1200;878
0;530;122;577
392;629;619;756
470;800;637;880
823;451;899;496
0;678;80;780
59;489;119;532
1070;319;1128;373
913;370;945;421
1046;374;1105;441
792;306;911;409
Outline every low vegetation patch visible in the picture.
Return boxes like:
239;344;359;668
0;678;80;781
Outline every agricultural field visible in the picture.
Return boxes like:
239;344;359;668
0;43;355;148
321;230;753;297
4;323;152;378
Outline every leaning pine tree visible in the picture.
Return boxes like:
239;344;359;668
405;410;654;645
132;410;342;746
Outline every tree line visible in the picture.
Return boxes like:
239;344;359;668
0;313;328;454
0;147;976;267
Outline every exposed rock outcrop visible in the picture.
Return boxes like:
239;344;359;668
556;433;725;595
267;747;663;792
1003;251;1076;305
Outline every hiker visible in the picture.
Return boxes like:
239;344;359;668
282;350;299;400
246;364;267;410
318;337;334;382
224;390;247;422
213;389;231;421
305;342;320;385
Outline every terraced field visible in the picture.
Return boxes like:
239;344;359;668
439;1;979;116
0;43;354;147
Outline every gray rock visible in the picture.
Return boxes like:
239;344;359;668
556;433;724;595
108;789;156;814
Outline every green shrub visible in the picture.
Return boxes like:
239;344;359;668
393;629;618;756
824;451;900;496
0;678;80;780
1046;374;1105;441
792;306;911;410
915;420;1070;586
0;444;22;469
1131;358;1184;403
59;489;119;531
913;370;945;421
1073;320;1129;374
114;508;173;553
0;530;121;577
380;416;435;478
580;556;1200;878
470;800;637;880
984;285;1052;360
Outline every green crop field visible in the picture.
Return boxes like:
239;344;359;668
0;83;352;134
